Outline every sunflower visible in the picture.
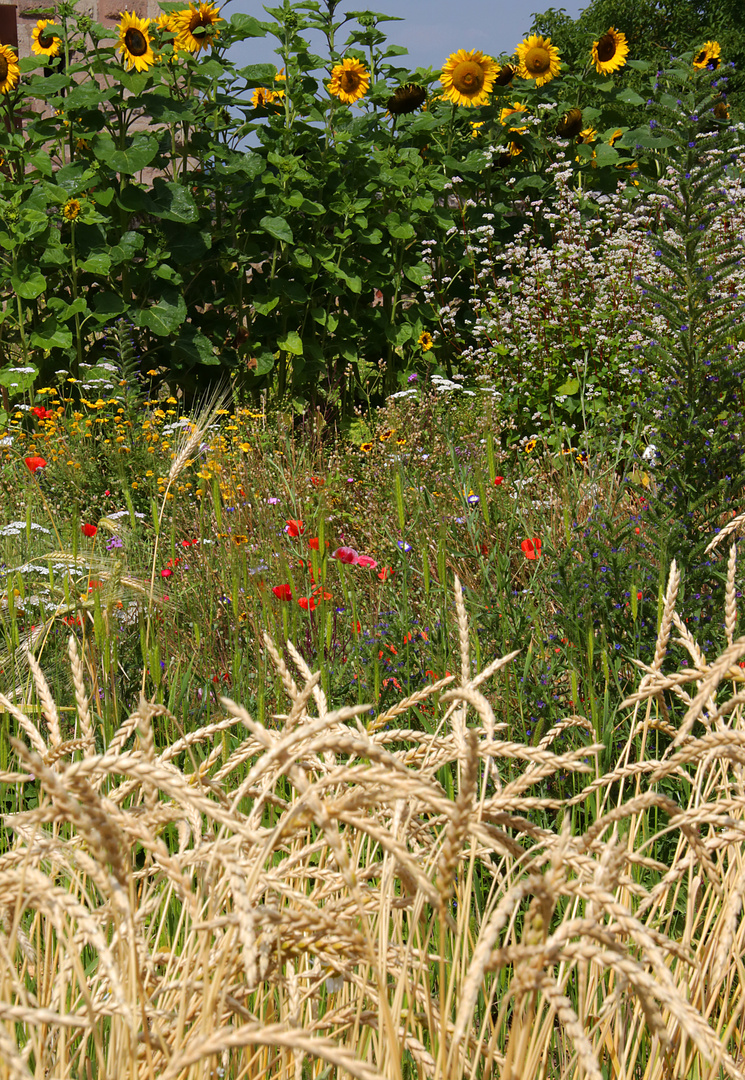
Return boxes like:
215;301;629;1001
156;12;176;32
62;198;81;222
418;331;434;351
515;34;561;87
499;101;528;131
251;86;282;107
32;19;61;58
172;2;223;54
591;27;628;74
328;58;369;104
608;128;624;146
117;12;155;72
0;44;20;95
713;100;730;120
440;49;498;107
494;63;515;86
387;84;426;116
693;41;721;70
556;107;583;137
578;127;597;143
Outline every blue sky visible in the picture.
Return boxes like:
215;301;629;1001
226;0;587;74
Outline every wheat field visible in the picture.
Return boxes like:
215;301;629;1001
2;557;745;1080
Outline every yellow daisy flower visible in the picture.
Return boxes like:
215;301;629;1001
591;28;629;75
440;49;498;107
32;19;61;58
515;34;561;87
328;58;369;104
117;12;156;72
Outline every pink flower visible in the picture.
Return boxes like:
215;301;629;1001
355;554;378;569
332;546;359;564
161;567;173;578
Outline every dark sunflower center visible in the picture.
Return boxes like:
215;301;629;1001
341;70;360;92
38;31;54;49
525;46;550;75
708;56;720;69
190;14;215;38
0;56;7;81
494;64;514;86
453;61;485;94
124;28;147;56
694;49;706;65
597;34;616;62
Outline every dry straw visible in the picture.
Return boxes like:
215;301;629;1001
2;575;745;1079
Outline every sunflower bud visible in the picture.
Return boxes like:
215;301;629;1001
387;84;427;116
557;108;583;138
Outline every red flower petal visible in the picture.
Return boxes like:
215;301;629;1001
285;519;305;537
24;456;47;473
521;537;542;560
272;584;293;601
81;523;97;537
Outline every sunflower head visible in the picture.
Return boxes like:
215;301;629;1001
32;19;61;58
251;86;282;108
387;84;426;116
515;34;561;87
117;12;155;72
440;49;498;107
693;40;721;70
556;107;583;138
713;100;730;120
608;127;624;146
591;27;629;75
494;63;515;86
328;58;369;105
418;331;434;351
499;101;528;131
172;2;223;54
0;44;20;95
62;198;81;222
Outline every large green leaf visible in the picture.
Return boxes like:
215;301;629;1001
278;331;303;355
150;178;199;223
260;215;294;244
136;289;187;335
31;317;73;351
237;63;278;84
79;253;112;275
92;133;159;174
11;273;46;300
174;326;219;366
0;366;38;392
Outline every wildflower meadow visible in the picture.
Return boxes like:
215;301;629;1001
2;2;745;1078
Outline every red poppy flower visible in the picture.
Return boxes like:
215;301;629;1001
480;543;489;556
378;566;394;581
161;567;173;578
307;537;320;550
332;546;359;564
31;406;54;420
272;584;293;601
312;586;333;601
352;620;361;634
286;519;305;537
81;523;97;538
355;554;378;569
24;456;47;473
521;537;542;560
298;595;318;611
494;476;504;486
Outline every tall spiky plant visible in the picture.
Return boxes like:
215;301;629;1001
631;61;745;618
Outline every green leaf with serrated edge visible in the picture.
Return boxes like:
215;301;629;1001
237;63;278;84
136;290;186;335
249;350;275;376
30;152;53;177
150;178;199;222
91;293;128;321
260;215;294;244
174;327;218;365
616;88;646;106
253;296;280;316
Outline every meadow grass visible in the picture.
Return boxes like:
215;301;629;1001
0;378;744;1077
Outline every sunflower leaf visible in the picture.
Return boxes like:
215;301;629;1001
260;215;294;244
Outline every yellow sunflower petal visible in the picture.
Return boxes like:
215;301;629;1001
515;34;561;87
440;49;498;107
